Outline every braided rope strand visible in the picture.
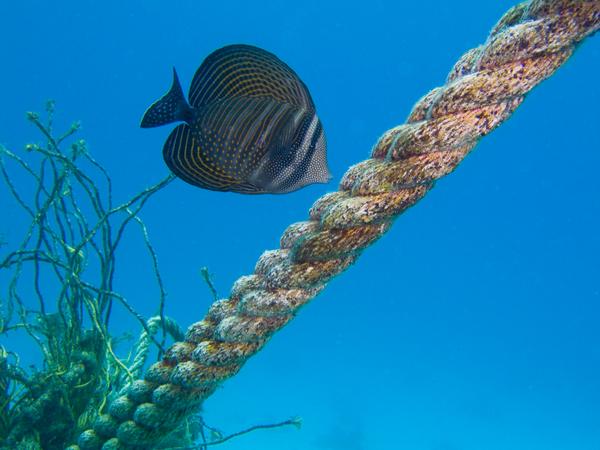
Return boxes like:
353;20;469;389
73;1;599;448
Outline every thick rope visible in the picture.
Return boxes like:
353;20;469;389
73;1;600;448
126;316;185;383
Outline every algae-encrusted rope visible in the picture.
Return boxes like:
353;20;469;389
72;1;600;448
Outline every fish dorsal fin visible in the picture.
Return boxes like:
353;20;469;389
188;44;315;110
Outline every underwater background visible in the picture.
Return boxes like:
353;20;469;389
0;0;599;449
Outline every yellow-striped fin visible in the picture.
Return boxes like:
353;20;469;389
162;124;242;192
188;44;314;110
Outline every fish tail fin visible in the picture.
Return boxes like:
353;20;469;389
141;68;192;128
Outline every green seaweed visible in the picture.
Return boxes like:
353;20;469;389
0;104;301;449
0;102;177;449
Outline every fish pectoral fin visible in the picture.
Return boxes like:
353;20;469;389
230;181;266;194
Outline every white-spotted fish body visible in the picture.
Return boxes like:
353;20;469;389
141;44;331;194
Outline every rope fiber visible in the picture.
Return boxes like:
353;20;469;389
72;1;600;448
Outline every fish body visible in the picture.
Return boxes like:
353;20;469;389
141;44;330;194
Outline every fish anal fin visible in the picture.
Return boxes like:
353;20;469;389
162;124;238;191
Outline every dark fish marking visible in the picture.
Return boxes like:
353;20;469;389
141;44;331;194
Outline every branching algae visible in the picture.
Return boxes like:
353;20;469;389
0;103;299;449
0;102;179;449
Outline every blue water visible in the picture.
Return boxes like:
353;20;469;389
1;1;599;449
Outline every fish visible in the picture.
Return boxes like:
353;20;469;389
141;44;331;194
